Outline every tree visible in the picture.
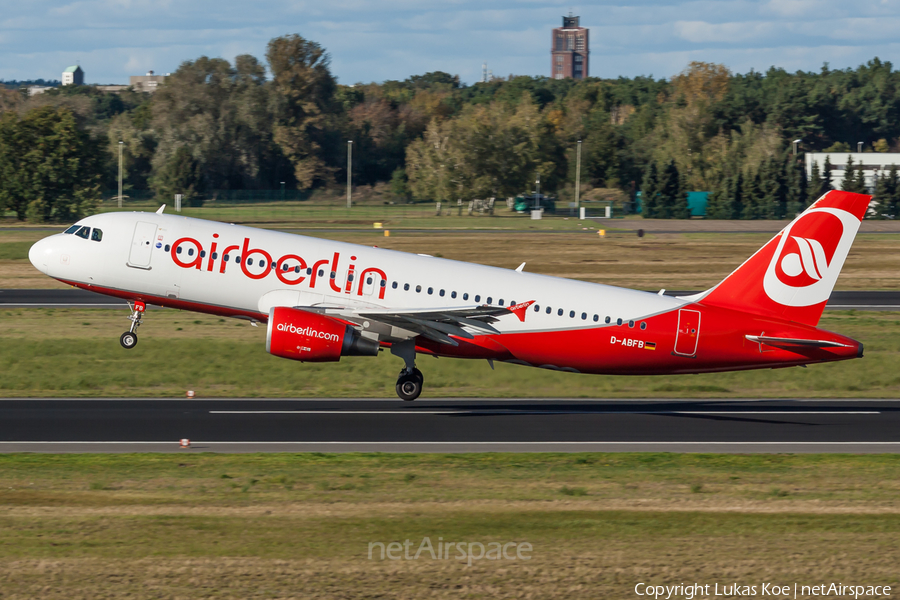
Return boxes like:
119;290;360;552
640;162;660;218
785;155;807;216
807;160;826;205
0;106;103;222
875;165;900;218
842;154;866;193
657;159;681;218
389;167;410;203
267;34;339;189
150;54;284;196
152;146;204;206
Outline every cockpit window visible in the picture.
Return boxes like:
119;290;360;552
64;225;81;234
91;229;103;242
74;226;91;239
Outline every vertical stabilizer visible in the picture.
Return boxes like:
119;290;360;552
690;190;870;326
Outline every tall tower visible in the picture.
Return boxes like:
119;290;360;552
551;14;589;80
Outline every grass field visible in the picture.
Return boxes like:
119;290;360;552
0;453;897;598
1;308;898;398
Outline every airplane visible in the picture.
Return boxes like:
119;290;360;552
28;190;868;401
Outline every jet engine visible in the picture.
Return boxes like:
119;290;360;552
266;306;379;362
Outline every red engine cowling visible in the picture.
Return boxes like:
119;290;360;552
266;306;379;362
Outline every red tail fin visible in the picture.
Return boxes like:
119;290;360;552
693;191;870;326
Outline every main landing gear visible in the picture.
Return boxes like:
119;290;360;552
120;301;146;349
391;339;423;401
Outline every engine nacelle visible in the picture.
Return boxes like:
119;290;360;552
266;306;379;362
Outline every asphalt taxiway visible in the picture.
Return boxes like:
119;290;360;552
1;398;898;453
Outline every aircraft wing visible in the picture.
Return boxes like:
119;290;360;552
303;303;533;346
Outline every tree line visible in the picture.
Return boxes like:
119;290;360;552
4;35;900;221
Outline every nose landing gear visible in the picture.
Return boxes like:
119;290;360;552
391;339;423;401
120;301;145;349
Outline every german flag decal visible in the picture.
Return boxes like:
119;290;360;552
645;342;657;351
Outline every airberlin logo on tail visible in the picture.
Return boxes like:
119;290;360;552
276;322;340;342
763;207;861;307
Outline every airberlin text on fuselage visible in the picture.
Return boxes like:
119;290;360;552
169;236;387;299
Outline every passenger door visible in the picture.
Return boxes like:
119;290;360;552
128;221;158;269
674;309;701;357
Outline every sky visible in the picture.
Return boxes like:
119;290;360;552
4;0;900;85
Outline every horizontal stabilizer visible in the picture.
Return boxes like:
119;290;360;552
745;335;851;349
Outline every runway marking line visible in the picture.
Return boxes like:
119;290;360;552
208;410;881;415
2;441;900;445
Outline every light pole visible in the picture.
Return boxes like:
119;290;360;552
280;181;285;202
534;173;541;211
575;139;582;211
347;141;353;209
792;139;801;156
117;141;123;209
858;141;864;153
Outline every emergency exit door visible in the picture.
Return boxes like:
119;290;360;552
674;309;701;356
128;221;158;268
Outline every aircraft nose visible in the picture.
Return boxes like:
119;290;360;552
29;238;53;275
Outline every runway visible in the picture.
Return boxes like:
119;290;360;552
4;289;900;310
1;398;898;453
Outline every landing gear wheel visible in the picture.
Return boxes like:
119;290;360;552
120;331;138;349
396;372;423;401
399;368;424;386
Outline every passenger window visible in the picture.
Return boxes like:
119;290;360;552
270;261;276;269
283;264;289;271
451;291;457;299
75;226;90;239
318;269;324;276
247;258;253;265
498;299;504;306
617;318;623;325
427;287;433;295
166;245;171;252
330;271;336;278
534;304;540;312
569;311;575;318
236;256;241;263
294;266;301;273
463;293;469;300
510;301;516;306
212;252;217;259
605;316;611;324
628;320;635;328
307;268;312;275
593;315;599;322
64;225;81;234
188;248;194;256
439;289;445;297
416;285;422;293
380;280;386;287
348;274;354;281
367;277;373;285
487;297;493;304
176;246;182;254
475;295;481;302
404;283;410;291
581;312;587;320
558;308;563;316
200;251;206;258
546;306;551;314
91;229;103;242
640;322;647;330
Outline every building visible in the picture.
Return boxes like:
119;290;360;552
806;153;900;191
551;14;589;80
62;65;84;86
26;86;53;96
130;70;168;93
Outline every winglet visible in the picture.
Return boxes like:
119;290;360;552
156;204;166;214
509;300;535;322
515;262;526;273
